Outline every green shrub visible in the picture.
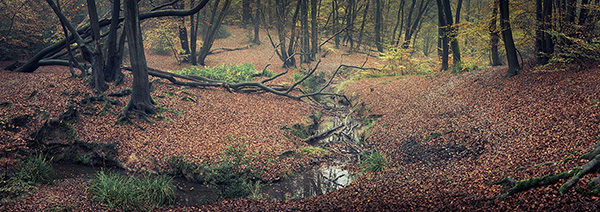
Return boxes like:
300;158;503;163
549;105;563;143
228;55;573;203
177;63;260;83
88;171;175;211
17;154;54;185
202;139;261;199
165;138;263;200
360;149;388;173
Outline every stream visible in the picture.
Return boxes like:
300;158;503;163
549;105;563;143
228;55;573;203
49;102;367;206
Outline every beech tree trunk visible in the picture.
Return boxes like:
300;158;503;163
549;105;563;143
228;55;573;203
87;0;107;93
105;0;124;83
253;0;261;44
436;0;449;71
122;0;155;116
489;0;502;66
375;0;383;52
499;0;520;77
310;0;318;59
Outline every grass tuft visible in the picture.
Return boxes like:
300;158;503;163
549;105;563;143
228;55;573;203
88;171;175;211
360;149;388;173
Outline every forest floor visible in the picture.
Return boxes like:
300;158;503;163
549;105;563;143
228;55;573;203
2;25;600;211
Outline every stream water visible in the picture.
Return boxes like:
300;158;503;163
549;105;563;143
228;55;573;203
50;107;364;206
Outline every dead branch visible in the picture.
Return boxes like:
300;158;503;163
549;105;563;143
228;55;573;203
208;45;251;55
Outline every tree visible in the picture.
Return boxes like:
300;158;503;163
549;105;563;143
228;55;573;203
535;0;553;65
499;0;519;77
15;0;211;74
374;0;383;52
252;0;261;44
105;0;125;84
436;0;449;70
120;0;155;119
197;0;232;65
489;0;502;66
87;0;107;93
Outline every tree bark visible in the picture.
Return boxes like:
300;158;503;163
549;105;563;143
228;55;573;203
489;0;502;66
122;0;155;117
436;0;449;71
105;0;123;82
310;0;318;59
356;0;370;50
375;0;383;52
253;0;261;44
499;0;520;77
87;0;108;93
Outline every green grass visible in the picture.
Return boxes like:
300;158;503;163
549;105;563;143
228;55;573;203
88;171;175;211
299;146;329;155
176;63;262;83
360;149;388;173
0;155;55;203
17;154;55;185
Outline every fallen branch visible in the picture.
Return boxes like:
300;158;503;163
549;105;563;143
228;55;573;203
208;45;251;55
490;143;600;199
304;125;344;145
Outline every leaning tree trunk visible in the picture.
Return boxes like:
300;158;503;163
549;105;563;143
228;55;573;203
499;0;520;77
197;0;232;65
121;0;155;118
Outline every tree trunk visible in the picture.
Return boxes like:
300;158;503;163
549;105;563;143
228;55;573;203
253;0;261;44
499;0;520;77
310;0;318;59
190;0;198;65
197;0;232;65
105;0;123;82
87;0;107;93
391;1;405;47
375;0;383;52
403;0;431;49
333;0;340;49
242;0;251;28
535;0;553;65
301;0;310;63
122;0;155;116
436;0;449;71
489;0;502;66
356;0;370;50
441;0;461;67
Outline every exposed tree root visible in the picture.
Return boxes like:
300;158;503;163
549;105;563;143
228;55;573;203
490;143;600;199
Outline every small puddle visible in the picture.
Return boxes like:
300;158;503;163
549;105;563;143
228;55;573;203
261;160;357;201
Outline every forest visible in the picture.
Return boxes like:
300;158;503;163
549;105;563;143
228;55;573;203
1;0;600;210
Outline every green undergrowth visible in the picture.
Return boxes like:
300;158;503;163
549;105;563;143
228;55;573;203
174;63;272;84
165;138;263;200
1;155;55;203
299;146;329;155
359;149;388;173
88;171;175;211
